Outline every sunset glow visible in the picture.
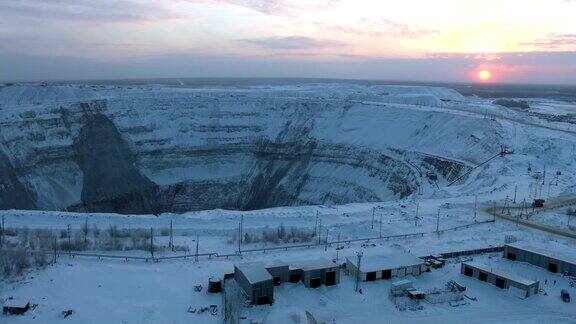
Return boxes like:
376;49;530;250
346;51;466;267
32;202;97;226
478;70;492;82
1;0;575;83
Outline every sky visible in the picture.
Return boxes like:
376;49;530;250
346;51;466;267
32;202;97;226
1;0;575;84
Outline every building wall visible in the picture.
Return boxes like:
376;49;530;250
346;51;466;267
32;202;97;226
234;266;253;300
346;259;425;281
461;263;538;297
233;266;274;304
252;281;274;303
267;265;289;283
504;245;576;276
302;267;340;287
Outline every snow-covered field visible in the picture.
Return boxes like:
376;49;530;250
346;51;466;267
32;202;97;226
2;81;576;323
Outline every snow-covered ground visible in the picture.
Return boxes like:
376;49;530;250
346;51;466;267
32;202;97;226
2;201;576;323
2;81;576;323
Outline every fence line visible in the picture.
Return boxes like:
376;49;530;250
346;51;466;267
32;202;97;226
1;220;495;262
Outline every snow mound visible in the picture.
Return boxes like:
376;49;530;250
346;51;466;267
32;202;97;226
370;85;464;107
371;85;464;101
0;84;101;107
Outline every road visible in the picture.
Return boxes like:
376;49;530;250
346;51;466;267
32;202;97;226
487;196;576;240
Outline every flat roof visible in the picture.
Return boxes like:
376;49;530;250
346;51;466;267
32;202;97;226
347;253;424;273
506;242;576;266
235;262;273;284
292;258;338;271
3;298;29;308
462;261;538;287
266;259;289;268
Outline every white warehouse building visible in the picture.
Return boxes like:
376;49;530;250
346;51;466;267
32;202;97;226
346;252;426;281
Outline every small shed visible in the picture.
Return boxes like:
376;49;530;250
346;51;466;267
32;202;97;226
461;262;539;298
390;279;413;297
292;259;340;288
3;298;31;315
504;242;576;276
346;252;426;281
406;288;426;300
234;262;274;305
266;260;289;286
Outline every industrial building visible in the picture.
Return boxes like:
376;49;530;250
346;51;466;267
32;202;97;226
234;262;275;305
461;262;539;298
346;252;426;281
504;242;576;276
291;259;340;288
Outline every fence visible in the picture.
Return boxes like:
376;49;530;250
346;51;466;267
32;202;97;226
1;220;495;263
435;246;503;259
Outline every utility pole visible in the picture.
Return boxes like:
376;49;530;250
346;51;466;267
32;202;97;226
415;200;419;227
501;196;508;214
317;218;322;245
336;232;341;263
379;211;383;239
436;208;440;238
324;228;329;252
493;201;497;222
493;201;496;220
355;251;363;293
513;185;517;204
150;227;154;259
314;211;319;236
83;217;88;246
371;207;375;230
52;235;58;265
169;219;174;252
474;195;478;220
238;215;243;255
195;235;199;262
0;214;4;249
67;224;71;256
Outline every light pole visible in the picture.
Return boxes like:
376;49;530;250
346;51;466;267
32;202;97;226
355;251;363;293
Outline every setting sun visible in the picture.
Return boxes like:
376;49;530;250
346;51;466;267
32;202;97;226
478;70;492;81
